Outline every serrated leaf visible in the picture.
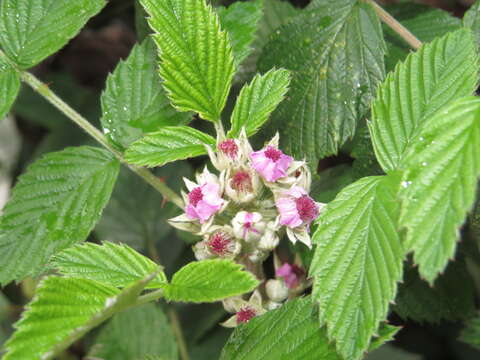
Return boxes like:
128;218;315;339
464;0;480;48
218;0;263;67
258;0;385;164
163;259;258;303
237;0;299;83
310;174;404;360
0;0;106;69
0;146;120;285
89;303;178;360
220;297;340;360
140;0;235;122
399;96;480;283
384;3;461;71
461;312;480;350
101;38;191;150
368;324;401;352
369;29;479;173
0;56;20;120
50;242;167;289
4;270;159;360
125;126;215;167
228;68;290;138
393;261;475;323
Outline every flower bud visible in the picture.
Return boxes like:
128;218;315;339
266;279;288;302
258;221;280;251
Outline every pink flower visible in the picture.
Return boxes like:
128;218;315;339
276;263;305;289
232;211;266;242
185;182;224;223
276;186;320;228
250;145;293;182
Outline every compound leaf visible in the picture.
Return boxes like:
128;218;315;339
125;126;215;167
101;38;191;150
140;0;235;122
369;29;478;173
0;146;119;285
50;242;167;289
228;68;291;138
164;259;258;303
0;0;106;69
310;174;404;360
399;96;480;283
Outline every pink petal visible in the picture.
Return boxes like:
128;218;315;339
185;204;199;220
195;200;221;223
276;198;302;228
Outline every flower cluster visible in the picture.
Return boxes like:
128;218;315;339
168;129;324;324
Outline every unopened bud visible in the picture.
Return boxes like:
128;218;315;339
266;279;289;302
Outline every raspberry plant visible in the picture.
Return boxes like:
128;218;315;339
1;0;480;359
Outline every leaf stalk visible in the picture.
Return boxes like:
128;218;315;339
365;0;422;50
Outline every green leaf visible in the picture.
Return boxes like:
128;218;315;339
384;3;461;71
237;0;299;83
163;259;259;303
369;29;478;173
393;261;475;323
0;56;20;120
0;0;106;69
0;146;120;285
89;303;178;360
399;96;480;283
461;312;480;350
140;0;235;122
125;126;215;167
101;38;191;150
50;242;167;289
228;68;290;138
368;324;401;352
3;270;159;360
218;0;263;67
464;0;480;48
310;174;404;360
220;297;340;360
258;0;386;164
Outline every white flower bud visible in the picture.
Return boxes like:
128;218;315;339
266;279;289;302
265;300;283;311
258;221;280;251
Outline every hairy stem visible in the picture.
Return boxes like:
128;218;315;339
365;0;422;50
18;71;184;209
168;308;191;360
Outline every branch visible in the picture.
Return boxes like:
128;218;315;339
365;0;422;50
18;70;185;209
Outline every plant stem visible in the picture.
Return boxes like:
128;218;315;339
19;71;184;209
168;308;190;360
365;0;422;50
135;288;164;306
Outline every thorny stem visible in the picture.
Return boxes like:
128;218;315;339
168;308;191;360
365;0;422;50
18;70;185;209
